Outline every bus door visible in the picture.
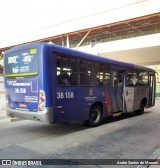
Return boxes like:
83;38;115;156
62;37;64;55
148;72;156;107
112;69;125;112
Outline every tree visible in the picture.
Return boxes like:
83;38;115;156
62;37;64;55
153;65;160;83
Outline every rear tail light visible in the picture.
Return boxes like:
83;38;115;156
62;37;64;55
38;90;46;111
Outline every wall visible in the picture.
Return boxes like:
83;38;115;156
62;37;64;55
0;75;7;116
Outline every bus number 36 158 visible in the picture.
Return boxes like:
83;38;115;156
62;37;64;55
15;88;26;94
57;92;74;99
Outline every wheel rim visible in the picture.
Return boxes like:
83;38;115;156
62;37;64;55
91;109;100;123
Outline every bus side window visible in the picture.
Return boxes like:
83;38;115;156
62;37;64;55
58;71;70;85
118;74;123;87
80;60;96;86
104;65;111;86
56;55;78;86
57;58;62;84
113;71;118;87
127;70;138;87
138;71;148;86
70;73;78;85
80;65;89;85
97;63;111;86
70;58;78;85
97;63;103;86
113;71;123;87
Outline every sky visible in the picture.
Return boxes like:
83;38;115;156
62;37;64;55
0;0;136;42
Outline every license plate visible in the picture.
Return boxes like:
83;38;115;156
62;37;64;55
19;103;27;108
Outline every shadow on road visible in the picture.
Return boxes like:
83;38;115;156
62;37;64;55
13;110;152;138
102;110;151;125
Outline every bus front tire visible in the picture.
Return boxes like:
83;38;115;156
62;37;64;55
88;105;102;127
135;102;145;115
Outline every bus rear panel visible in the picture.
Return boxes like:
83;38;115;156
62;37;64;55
4;44;54;123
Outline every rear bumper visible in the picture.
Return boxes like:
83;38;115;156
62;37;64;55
7;105;54;123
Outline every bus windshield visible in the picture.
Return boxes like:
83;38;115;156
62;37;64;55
4;48;38;77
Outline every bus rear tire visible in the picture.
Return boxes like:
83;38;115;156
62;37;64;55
135;102;145;115
88;105;102;127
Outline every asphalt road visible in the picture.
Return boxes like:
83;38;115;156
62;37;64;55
0;100;160;168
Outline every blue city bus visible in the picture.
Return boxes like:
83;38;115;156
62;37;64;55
4;43;156;126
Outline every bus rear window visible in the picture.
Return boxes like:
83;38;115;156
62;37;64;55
4;48;38;77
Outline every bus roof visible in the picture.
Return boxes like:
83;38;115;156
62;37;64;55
4;42;155;72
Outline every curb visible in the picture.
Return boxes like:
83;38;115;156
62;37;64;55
11;117;23;122
0;116;11;124
0;116;23;124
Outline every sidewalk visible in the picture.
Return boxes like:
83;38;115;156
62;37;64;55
0;115;11;124
0;114;22;124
